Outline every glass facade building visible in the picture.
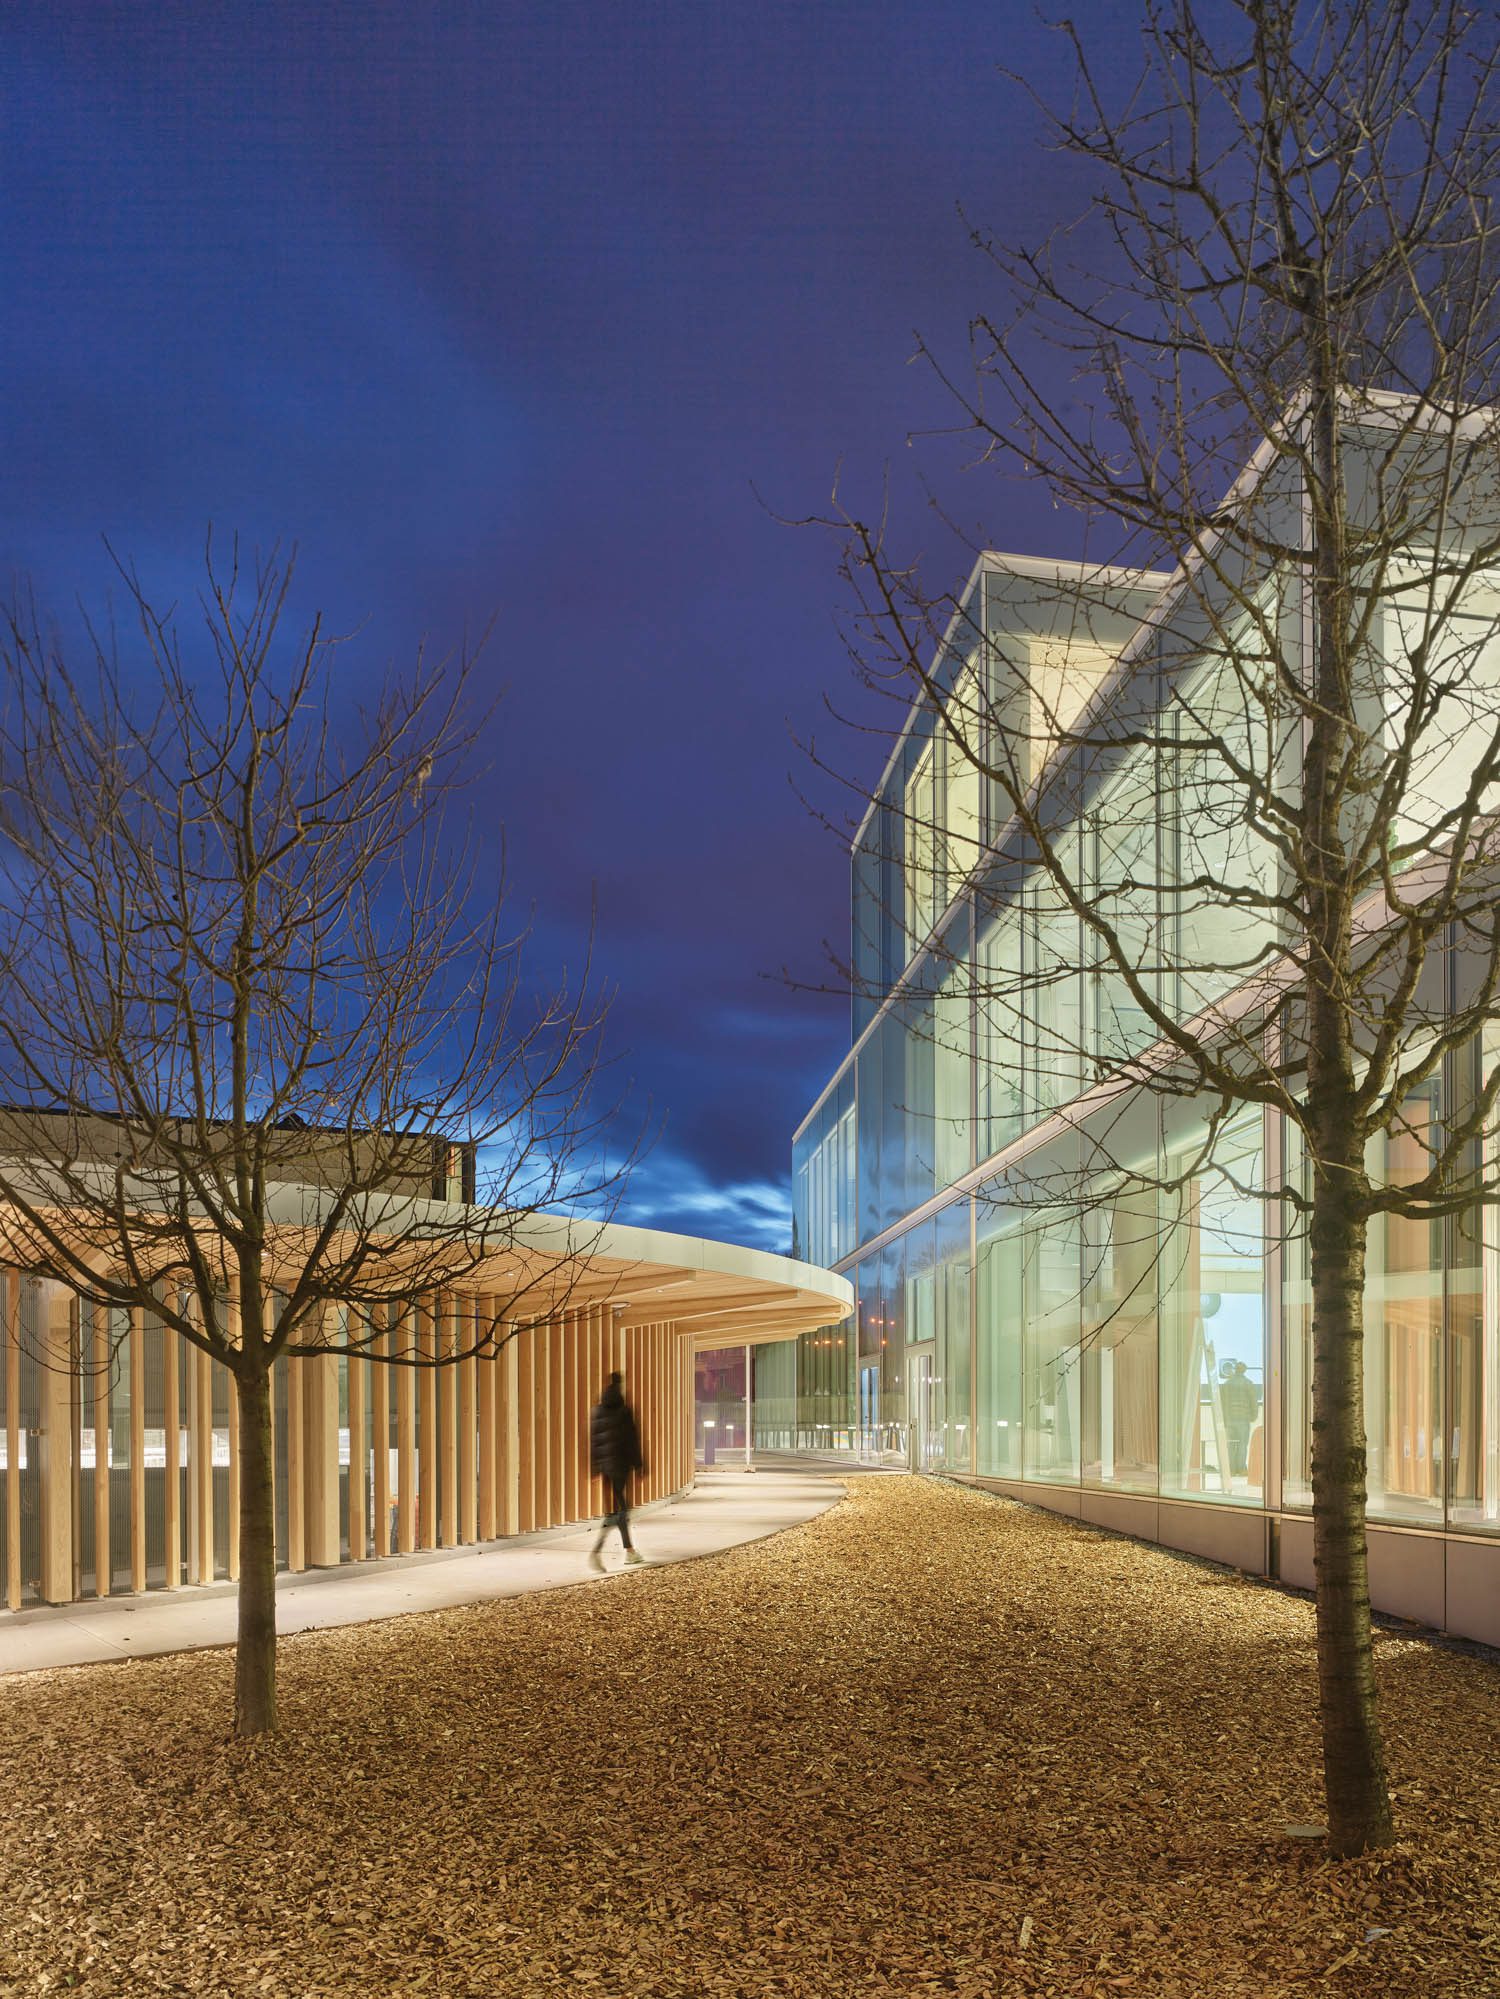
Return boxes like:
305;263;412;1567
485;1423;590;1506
788;491;1500;1648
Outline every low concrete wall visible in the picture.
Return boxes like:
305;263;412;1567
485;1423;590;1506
964;1474;1500;1651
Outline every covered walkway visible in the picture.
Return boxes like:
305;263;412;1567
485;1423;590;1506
0;1465;845;1673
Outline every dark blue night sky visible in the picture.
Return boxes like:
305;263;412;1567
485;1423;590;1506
1;2;1119;1253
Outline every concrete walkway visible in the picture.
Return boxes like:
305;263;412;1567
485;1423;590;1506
0;1466;847;1677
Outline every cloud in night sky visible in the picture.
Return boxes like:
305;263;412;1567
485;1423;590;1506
0;0;1118;1254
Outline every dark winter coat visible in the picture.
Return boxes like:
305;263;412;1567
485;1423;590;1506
1220;1371;1260;1427
590;1385;644;1484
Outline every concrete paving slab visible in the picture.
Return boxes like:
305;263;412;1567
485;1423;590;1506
0;1467;847;1677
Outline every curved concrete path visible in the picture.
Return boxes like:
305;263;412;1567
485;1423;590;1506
0;1467;847;1677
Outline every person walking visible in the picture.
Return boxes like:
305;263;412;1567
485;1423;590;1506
1220;1360;1260;1478
589;1371;646;1569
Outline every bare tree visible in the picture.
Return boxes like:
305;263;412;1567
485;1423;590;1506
0;544;627;1737
820;0;1500;1855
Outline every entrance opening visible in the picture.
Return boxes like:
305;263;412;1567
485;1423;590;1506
907;1347;935;1473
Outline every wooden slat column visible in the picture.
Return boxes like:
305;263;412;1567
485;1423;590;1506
674;1330;685;1488
516;1325;535;1534
677;1331;686;1486
304;1313;340;1569
671;1335;683;1492
498;1327;519;1537
648;1325;659;1500
664;1327;676;1495
372;1307;391;1558
655;1325;667;1501
686;1335;697;1487
268;1359;278;1570
285;1352;305;1574
396;1306;416;1556
417;1298;437;1550
39;1285;73;1604
91;1303;110;1596
668;1328;680;1493
665;1330;676;1493
438;1293;458;1547
459;1297;477;1544
183;1334;200;1586
568;1303;584;1519
162;1317;182;1588
204;1343;215;1585
655;1325;667;1500
637;1325;649;1482
559;1313;572;1526
670;1327;681;1492
225;1282;240;1583
591;1307;605;1514
348;1311;367;1563
4;1274;19;1611
197;1343;214;1575
547;1315;566;1528
129;1308;146;1594
530;1321;548;1530
539;1320;557;1528
477;1296;496;1541
657;1326;670;1499
590;1312;602;1513
580;1312;595;1517
184;1328;199;1588
618;1326;634;1489
641;1325;656;1504
665;1326;678;1495
679;1331;689;1487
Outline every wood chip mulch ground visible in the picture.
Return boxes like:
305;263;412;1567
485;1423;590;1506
0;1475;1496;1997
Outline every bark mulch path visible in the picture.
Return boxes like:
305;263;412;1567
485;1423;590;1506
0;1476;1496;1997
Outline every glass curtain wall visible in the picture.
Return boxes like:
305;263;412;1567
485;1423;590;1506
799;545;1500;1563
1450;1029;1499;1529
1024;1210;1083;1481
1163;616;1279;1024
975;1196;1024;1477
1160;1109;1267;1504
1028;838;1085;1123
968;1104;1270;1508
1284;1055;1498;1533
1081;1182;1160;1492
975;902;1023;1161
792;1071;856;1268
1087;754;1160;1074
750;1340;797;1455
852;802;905;1040
1363;1085;1444;1525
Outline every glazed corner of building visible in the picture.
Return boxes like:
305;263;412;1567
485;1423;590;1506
784;511;1500;1654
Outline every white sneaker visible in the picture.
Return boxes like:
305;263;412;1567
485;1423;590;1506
623;1549;647;1566
588;1549;605;1571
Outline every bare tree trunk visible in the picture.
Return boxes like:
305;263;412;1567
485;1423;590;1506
234;1364;278;1739
1308;1160;1393;1854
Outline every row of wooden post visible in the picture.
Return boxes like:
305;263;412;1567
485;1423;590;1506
2;1274;696;1607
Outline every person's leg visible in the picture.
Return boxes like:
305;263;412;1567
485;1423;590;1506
590;1473;617;1564
612;1475;634;1551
